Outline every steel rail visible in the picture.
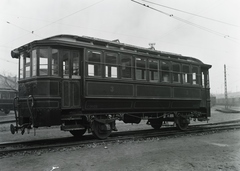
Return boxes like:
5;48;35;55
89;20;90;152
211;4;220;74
0;120;15;124
1;122;240;154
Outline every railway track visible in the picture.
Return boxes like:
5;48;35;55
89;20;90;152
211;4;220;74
1;120;240;155
0;120;15;124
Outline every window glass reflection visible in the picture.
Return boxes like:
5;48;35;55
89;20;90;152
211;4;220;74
39;49;49;76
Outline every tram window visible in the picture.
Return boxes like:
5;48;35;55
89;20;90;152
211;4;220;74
10;93;15;99
183;65;191;84
19;55;24;79
32;50;37;76
120;54;132;79
202;72;205;87
87;51;102;77
39;49;49;76
25;54;31;78
172;63;181;83
161;61;170;82
192;66;200;85
72;51;80;79
105;53;117;78
201;70;210;88
63;51;70;78
136;57;146;80
149;59;159;82
1;92;8;99
51;49;59;76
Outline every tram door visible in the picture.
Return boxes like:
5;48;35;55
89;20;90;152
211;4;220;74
61;50;82;109
201;67;211;116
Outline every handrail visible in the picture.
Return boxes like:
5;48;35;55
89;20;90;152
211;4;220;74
13;96;19;131
27;95;35;127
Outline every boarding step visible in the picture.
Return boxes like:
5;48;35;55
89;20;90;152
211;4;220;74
61;114;83;121
61;124;85;131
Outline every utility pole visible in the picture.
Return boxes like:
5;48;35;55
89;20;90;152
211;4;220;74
224;64;228;109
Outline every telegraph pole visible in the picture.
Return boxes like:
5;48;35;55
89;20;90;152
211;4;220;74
224;64;228;109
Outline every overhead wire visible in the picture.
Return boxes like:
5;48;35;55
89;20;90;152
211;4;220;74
32;0;106;33
131;0;240;43
0;19;42;38
0;58;18;64
141;0;240;28
0;0;106;52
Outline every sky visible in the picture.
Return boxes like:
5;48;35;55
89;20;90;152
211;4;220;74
0;0;239;95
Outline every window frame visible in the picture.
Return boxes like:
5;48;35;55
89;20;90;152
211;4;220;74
148;58;159;82
51;48;59;77
182;64;191;84
160;60;171;83
71;50;80;79
120;53;133;79
192;65;200;85
172;62;181;83
135;56;147;81
86;49;103;78
104;52;118;79
19;54;24;79
39;48;50;76
31;49;37;77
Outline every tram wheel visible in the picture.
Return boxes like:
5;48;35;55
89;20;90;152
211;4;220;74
70;128;87;138
176;117;189;130
91;120;112;140
149;118;163;130
10;124;15;134
4;109;10;115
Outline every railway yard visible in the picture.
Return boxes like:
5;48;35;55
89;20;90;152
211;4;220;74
0;105;239;171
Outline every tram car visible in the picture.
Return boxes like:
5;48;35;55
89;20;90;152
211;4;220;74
0;88;17;114
10;34;211;139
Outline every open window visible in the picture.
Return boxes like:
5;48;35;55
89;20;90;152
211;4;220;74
149;59;159;82
51;49;59;76
120;54;132;79
192;66;200;85
72;51;80;79
172;63;181;83
87;50;102;77
136;57;146;80
161;61;171;82
182;65;191;84
105;52;118;78
202;68;210;88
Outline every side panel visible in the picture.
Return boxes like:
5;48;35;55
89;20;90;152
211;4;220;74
62;80;81;108
86;81;134;97
84;80;202;112
18;80;61;126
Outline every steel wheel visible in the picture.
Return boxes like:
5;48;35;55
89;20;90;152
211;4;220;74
4;109;10;115
176;117;189;130
70;128;87;138
91;121;112;140
149;118;163;130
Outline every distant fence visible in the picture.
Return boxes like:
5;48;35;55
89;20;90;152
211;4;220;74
215;97;240;106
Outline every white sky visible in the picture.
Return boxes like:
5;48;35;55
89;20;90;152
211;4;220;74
0;0;239;94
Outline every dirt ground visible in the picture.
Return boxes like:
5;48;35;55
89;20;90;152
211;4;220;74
1;106;240;171
1;129;240;171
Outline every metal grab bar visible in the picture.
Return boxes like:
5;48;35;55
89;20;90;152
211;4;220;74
27;95;35;126
13;96;19;131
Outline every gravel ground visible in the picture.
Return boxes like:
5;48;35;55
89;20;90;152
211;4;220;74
1;129;240;171
0;106;240;171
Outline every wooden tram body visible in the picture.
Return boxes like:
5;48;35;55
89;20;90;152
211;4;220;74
10;35;211;139
0;88;17;114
